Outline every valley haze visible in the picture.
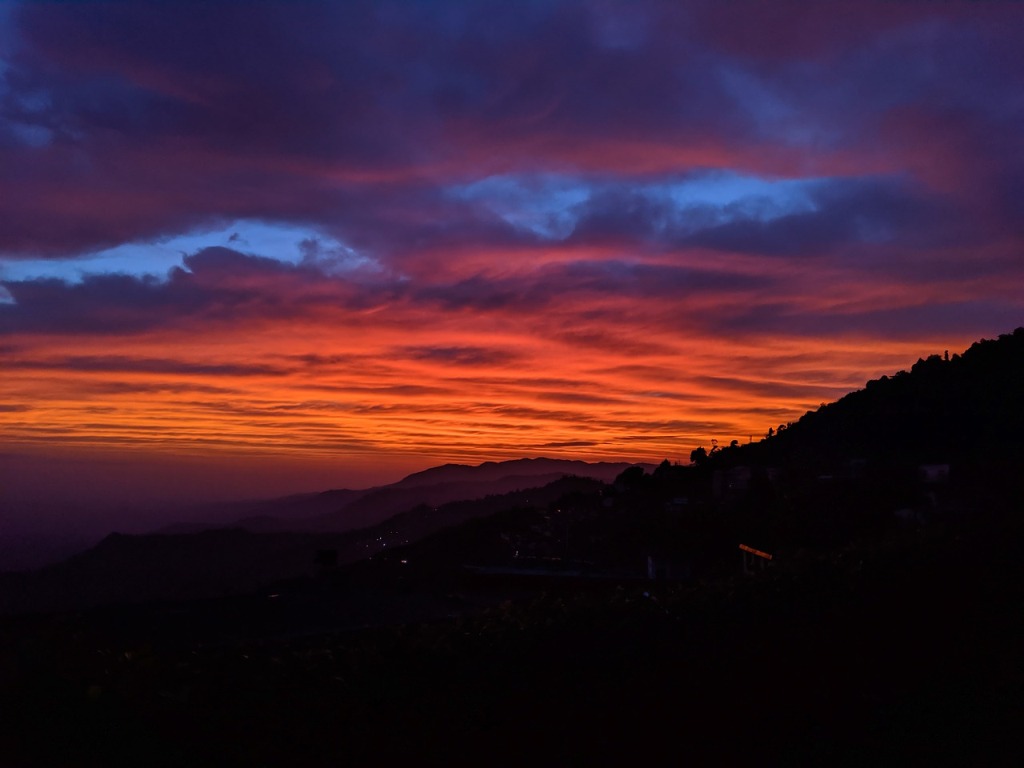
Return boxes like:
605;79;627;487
0;456;648;570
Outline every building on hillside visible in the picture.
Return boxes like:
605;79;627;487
647;554;692;581
712;466;752;502
664;496;690;514
919;464;950;484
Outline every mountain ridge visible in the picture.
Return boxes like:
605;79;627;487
707;326;1024;469
161;457;650;535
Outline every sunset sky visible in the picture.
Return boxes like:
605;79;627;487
2;1;1023;526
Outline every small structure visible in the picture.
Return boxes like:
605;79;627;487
664;496;689;514
920;464;950;484
647;554;692;581
894;507;921;525
713;466;752;502
739;543;773;574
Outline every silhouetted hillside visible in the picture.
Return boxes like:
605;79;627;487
0;529;359;614
0;476;610;615
392;458;640;489
724;327;1024;468
313;471;616;532
160;488;371;534
352;474;606;561
162;458;649;534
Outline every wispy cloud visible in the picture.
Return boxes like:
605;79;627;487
1;0;1022;500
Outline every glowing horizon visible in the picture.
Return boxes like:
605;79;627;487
2;1;1023;515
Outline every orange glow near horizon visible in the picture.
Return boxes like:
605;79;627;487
0;288;984;479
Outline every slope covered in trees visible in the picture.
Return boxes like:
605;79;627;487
729;327;1024;468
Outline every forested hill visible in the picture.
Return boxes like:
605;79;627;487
734;327;1024;467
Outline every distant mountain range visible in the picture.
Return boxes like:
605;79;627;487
164;457;646;534
0;461;641;613
390;458;633;488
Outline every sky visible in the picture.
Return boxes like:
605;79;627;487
1;0;1023;531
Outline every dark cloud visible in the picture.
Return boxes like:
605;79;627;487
563;175;958;259
567;189;680;246
5;355;288;378
0;246;364;334
551;328;678;358
562;259;768;294
398;345;519;367
304;382;454;398
711;298;1024;342
0;273;204;334
608;419;723;435
75;381;241;396
694;375;851;402
0;223;1013;345
1;0;1018;267
288;353;362;368
409;275;550;312
536;390;626;406
686;177;959;256
181;246;294;277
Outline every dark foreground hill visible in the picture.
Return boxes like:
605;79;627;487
1;500;1020;767
732;326;1024;468
0;475;607;615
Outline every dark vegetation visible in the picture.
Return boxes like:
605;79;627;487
1;329;1023;766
